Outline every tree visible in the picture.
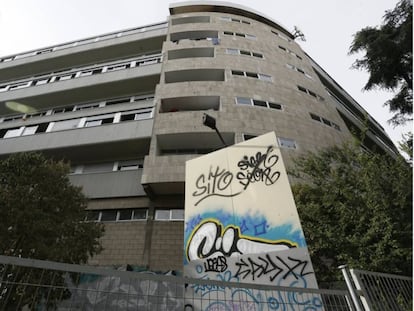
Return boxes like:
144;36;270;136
399;132;413;165
291;144;412;284
349;0;412;126
0;152;104;308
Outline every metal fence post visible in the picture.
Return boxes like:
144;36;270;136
338;265;364;311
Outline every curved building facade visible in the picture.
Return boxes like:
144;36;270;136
0;2;397;271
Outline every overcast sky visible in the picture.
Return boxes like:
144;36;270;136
0;0;411;147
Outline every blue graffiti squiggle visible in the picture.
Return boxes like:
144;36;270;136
187;274;322;311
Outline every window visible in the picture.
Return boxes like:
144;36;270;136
286;63;310;78
118;209;133;221
106;63;130;72
171;209;185;220
120;108;153;121
56;73;74;81
84;114;114;127
322;118;332;126
279;45;302;59
231;70;244;76
100;210;117;221
85;120;102;127
223;31;256;40
34;77;50;86
220;16;250;24
155;210;170;220
298;86;307;93
78;68;102;77
253;100;267;107
310;113;321;122
278;137;297;149
220;16;232;22
309;113;341;131
243;134;257;141
252;52;263;58
246;72;258;78
53;106;74;114
87;209;147;222
155;209;184;221
50;119;80;131
258;74;272;81
236;97;282;111
9;81;31;90
231;70;272;82
132;209;147;220
297;85;324;101
118;209;147;221
226;48;239;55
271;30;291;42
3;128;21;138
268;102;282;110
117;160;143;170
22;126;38;136
236;97;252;105
74;103;100;111
135;110;152;120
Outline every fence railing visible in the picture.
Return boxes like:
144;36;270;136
0;255;353;311
350;268;412;311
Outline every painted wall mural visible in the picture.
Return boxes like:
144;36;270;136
184;132;319;300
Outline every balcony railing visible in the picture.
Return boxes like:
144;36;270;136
0;53;162;93
0;22;167;63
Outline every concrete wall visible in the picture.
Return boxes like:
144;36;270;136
143;11;353;195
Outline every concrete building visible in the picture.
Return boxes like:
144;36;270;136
0;1;397;272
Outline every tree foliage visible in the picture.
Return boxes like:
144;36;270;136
398;131;413;165
349;0;412;125
0;153;104;309
291;144;412;283
0;152;104;262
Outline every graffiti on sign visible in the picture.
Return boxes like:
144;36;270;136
192;146;281;206
184;131;319;305
186;220;296;262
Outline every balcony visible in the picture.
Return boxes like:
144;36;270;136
70;169;146;199
0;118;153;158
0;55;162;114
0;23;167;81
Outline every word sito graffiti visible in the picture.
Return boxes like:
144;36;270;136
192;146;281;206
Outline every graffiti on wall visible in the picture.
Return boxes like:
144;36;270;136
192;146;281;206
184;132;319;292
184;248;322;311
186;219;296;262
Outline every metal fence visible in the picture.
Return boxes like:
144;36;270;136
0;255;353;311
350;269;412;311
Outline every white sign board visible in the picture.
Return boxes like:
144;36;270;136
184;132;318;291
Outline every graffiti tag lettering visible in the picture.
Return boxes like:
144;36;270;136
193;166;242;206
187;221;295;262
236;146;280;189
204;256;228;273
192;147;281;206
235;254;313;282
